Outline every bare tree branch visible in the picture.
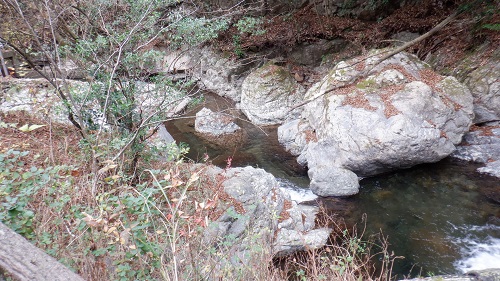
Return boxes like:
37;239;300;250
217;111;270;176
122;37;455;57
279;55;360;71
288;9;464;113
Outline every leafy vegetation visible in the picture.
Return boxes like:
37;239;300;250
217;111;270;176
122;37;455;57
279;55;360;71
0;134;397;279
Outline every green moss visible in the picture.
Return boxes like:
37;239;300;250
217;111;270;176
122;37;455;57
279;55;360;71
356;78;376;90
438;77;463;96
256;63;292;81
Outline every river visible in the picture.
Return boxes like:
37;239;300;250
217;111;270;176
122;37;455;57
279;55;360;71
165;92;500;278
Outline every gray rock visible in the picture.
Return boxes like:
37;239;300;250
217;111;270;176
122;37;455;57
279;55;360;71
277;119;312;156
195;107;240;135
0;78;89;125
202;166;282;267
309;165;360;197
453;144;500;163
277;203;317;232
161;50;193;73
399;268;500;281
240;63;305;125
203;166;331;267
452;124;500;178
478;160;500;178
1;78;188;131
274;202;330;256
279;51;474;195
274;228;331;256
191;47;261;101
464;62;500;124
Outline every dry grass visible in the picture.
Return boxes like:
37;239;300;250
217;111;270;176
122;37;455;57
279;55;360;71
270;210;399;281
0;112;399;281
0;111;82;167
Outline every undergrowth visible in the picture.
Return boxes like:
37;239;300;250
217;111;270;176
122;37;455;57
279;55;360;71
0;113;398;280
271;211;399;281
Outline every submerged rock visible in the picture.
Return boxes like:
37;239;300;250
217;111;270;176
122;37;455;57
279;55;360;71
279;50;474;196
240;63;305;125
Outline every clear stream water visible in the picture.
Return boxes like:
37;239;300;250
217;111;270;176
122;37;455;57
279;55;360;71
166;93;500;278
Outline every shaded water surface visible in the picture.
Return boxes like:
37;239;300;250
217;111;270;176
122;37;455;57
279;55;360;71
350;160;500;277
166;92;309;186
166;92;500;278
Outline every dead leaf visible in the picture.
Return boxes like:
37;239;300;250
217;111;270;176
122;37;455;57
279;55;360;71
18;124;46;132
70;170;81;177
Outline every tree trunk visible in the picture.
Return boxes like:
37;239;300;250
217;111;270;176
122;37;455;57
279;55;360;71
0;222;85;281
0;49;9;77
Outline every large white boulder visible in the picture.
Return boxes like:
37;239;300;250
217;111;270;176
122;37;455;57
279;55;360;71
279;51;474;196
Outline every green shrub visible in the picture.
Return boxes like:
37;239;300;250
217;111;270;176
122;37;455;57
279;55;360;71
0;150;72;239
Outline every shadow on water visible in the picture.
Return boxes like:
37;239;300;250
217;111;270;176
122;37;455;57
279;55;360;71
166;91;500;278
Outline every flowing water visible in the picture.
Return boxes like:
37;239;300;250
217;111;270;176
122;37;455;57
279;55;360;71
350;160;500;277
166;92;500;278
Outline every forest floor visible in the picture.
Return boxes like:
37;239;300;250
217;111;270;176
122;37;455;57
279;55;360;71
214;0;499;76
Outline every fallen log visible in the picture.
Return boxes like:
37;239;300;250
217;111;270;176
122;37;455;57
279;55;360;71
0;222;85;281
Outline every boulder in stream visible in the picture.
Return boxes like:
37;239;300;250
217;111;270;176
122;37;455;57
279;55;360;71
195;107;241;135
194;107;246;148
279;50;474;196
240;63;305;125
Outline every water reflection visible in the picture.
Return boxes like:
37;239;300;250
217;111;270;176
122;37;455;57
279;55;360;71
165;92;309;186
